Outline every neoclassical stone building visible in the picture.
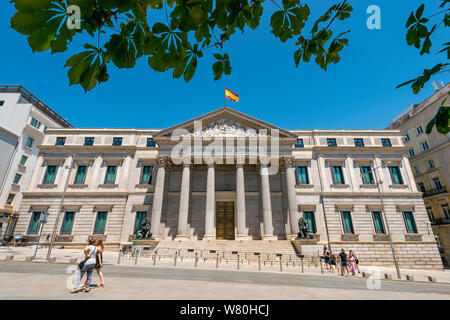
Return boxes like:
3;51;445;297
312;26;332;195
14;107;443;268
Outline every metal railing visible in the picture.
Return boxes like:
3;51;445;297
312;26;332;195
422;186;447;198
115;245;328;273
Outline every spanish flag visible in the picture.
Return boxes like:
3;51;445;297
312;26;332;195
225;88;239;102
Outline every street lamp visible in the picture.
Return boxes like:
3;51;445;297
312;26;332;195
361;162;402;279
46;153;77;261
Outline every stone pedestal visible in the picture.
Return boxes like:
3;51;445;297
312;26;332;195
291;239;321;257
132;240;159;250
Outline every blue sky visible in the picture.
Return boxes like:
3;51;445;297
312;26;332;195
0;0;448;130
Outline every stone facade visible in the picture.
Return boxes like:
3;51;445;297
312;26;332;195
14;107;443;269
388;83;449;266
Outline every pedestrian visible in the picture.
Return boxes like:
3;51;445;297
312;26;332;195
338;249;349;276
352;251;361;273
83;239;105;288
12;235;22;247
323;248;330;270
348;251;357;276
71;239;100;293
329;250;336;272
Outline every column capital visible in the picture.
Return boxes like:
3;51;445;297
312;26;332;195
156;155;169;167
182;157;191;167
236;156;245;167
205;157;215;167
259;156;270;166
283;157;294;168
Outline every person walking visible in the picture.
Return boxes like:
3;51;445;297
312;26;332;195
71;240;100;293
348;251;357;276
83;239;105;288
351;251;361;273
338;249;349;276
323;247;331;271
329;250;336;272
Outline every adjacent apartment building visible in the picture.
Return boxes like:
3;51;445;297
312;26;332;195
387;83;449;266
13;107;443;269
0;85;71;239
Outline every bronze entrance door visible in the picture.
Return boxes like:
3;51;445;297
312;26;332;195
215;202;235;240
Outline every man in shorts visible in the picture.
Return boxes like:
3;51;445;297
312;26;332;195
339;249;349;276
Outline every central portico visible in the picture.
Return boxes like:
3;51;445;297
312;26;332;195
148;107;299;241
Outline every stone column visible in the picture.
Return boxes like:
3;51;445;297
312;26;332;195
260;159;275;240
150;156;167;237
345;154;357;191
285;158;299;238
235;157;248;239
119;154;132;190
29;154;44;191
88;154;103;189
176;158;191;238
203;159;215;240
402;154;418;192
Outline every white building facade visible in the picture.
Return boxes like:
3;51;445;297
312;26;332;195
14;107;443;269
0;85;71;239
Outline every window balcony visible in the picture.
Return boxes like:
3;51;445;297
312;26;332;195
422;186;447;198
431;218;450;226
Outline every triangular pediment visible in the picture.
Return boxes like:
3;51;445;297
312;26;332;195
154;107;297;139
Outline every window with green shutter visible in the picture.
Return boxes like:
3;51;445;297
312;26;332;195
43;165;57;184
296;166;309;184
303;211;316;233
60;212;75;234
403;211;418;233
360;166;374;184
389;166;403;185
140;166;153;184
74;166;87;184
332;166;345;184
104;166;117;184
134;211;147;234
341;211;354;234
27;212;41;234
371;211;385;234
94;212;107;234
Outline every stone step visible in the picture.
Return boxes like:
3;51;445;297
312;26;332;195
155;240;297;254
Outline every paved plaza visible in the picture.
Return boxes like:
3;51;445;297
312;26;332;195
1;245;450;300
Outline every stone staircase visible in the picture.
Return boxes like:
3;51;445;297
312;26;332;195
155;240;297;255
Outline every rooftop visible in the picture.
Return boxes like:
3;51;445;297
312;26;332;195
0;84;72;128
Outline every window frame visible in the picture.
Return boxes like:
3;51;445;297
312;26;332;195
371;211;386;234
381;138;392;147
60;212;75;235
27;212;42;235
303;211;316;234
84;137;95;146
55;137;66;146
354;138;364;147
326;138;337;147
416;125;423;135
20;155;28;165
6;193;15;205
146;138;156;147
296;166;309;184
43;165;58;184
25;137;33;148
389;166;404;185
134;211;148;234
340;211;355;234
408;149;415;157
30;117;41;129
140;166;153;184
13;173;22;184
74;165;87;184
331;166;345;184
402;211;418;234
104;165;117;184
112;137;123;146
294;139;304;148
421;141;429;151
360;166;374;184
93;211;108;234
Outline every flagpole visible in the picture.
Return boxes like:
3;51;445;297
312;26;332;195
224;87;226;107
